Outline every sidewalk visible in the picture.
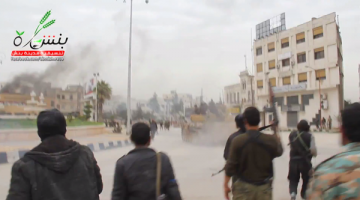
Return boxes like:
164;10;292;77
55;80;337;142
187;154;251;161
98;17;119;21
0;133;131;164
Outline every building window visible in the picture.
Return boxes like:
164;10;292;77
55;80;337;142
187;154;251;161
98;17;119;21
268;42;275;52
281;37;289;48
57;95;60;99
282;58;290;67
70;95;73;100
283;77;291;85
256;63;263;73
237;92;240;103
257;80;263;89
313;26;323;39
314;47;324;60
62;95;65;99
268;60;276;70
297;52;306;63
296;32;305;44
57;104;60;109
256;47;262;56
51;101;55;107
227;94;229;103
315;69;326;80
298;73;307;83
242;82;246;90
269;78;276;87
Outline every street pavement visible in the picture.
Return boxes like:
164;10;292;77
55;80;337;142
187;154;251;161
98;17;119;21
0;128;343;200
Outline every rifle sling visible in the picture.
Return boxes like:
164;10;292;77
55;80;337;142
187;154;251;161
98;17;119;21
289;131;312;167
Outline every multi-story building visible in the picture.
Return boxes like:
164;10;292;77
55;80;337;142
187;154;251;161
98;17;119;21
163;91;193;108
224;70;255;113
239;70;255;110
224;83;241;108
253;12;344;129
359;64;360;102
54;85;84;115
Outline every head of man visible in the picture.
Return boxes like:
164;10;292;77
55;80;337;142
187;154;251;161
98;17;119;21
341;103;360;145
131;122;151;147
37;109;67;141
235;114;246;132
297;120;310;132
243;107;260;131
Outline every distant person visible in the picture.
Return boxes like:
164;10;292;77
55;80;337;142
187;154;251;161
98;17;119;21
321;117;326;130
327;116;332;130
6;109;103;200
150;119;158;139
306;103;360;199
224;107;283;200
111;122;182;200
288;120;317;200
160;121;164;130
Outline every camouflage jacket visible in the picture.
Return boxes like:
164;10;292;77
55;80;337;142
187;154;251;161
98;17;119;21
306;142;360;200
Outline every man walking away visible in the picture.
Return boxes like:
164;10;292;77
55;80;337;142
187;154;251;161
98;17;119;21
224;107;283;200
160;121;163;130
328;116;332;130
111;122;182;200
288;120;317;200
150;119;158;139
6;109;103;200
306;103;360;199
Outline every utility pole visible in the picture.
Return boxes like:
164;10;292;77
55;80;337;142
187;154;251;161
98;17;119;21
123;0;149;135
93;73;99;122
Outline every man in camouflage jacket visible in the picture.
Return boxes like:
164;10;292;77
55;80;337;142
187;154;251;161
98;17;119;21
306;103;360;199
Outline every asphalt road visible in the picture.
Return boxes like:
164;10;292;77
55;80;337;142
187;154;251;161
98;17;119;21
0;128;343;200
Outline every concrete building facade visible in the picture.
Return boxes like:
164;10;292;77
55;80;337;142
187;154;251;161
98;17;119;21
253;12;344;129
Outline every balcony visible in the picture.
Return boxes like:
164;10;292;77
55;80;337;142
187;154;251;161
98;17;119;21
281;104;305;112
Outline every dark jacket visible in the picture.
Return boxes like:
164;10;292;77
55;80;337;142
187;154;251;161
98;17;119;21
6;135;103;200
289;130;316;161
224;130;244;160
111;147;182;200
225;130;283;182
223;125;273;160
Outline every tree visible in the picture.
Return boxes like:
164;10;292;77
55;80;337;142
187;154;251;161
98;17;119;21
83;103;93;121
344;100;352;108
133;105;144;120
119;110;127;121
171;100;184;114
208;99;219;116
116;102;127;112
95;80;112;122
199;102;208;115
148;93;161;113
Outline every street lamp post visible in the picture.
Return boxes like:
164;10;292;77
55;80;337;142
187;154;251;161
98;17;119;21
93;73;99;122
124;0;149;135
306;66;322;130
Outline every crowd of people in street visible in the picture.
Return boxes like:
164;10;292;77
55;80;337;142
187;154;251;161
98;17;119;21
5;102;360;200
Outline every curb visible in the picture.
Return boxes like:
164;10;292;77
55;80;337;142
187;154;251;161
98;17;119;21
0;139;132;165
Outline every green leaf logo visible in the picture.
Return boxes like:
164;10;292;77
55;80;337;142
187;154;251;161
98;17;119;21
16;30;24;36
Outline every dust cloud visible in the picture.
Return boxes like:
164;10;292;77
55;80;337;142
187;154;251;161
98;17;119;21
189;121;236;147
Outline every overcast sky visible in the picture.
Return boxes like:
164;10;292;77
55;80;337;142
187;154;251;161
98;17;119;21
0;0;359;102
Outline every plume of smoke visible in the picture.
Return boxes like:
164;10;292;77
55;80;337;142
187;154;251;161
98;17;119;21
190;122;235;147
0;44;102;93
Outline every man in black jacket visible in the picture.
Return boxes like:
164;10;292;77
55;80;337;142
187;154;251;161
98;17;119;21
288;120;317;200
111;122;182;200
6;109;103;200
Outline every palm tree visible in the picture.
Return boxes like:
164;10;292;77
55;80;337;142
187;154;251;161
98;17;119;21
96;80;112;122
